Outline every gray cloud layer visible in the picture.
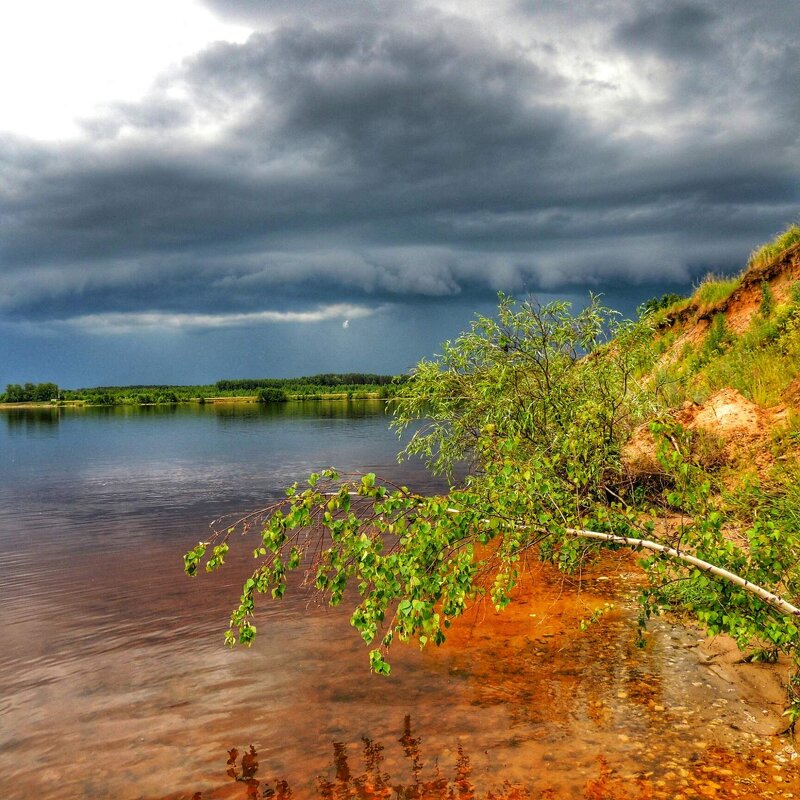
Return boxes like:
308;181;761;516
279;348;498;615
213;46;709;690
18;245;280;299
1;0;798;335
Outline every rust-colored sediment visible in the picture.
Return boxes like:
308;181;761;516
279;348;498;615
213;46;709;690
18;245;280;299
155;556;800;800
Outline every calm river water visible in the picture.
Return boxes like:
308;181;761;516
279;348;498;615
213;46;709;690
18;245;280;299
1;401;799;799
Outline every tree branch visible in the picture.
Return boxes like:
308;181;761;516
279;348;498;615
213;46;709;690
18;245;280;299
565;527;800;617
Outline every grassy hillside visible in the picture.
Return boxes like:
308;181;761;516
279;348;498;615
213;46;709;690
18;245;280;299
621;225;800;666
645;223;800;410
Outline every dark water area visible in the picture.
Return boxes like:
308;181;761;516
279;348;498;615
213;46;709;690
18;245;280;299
2;401;800;799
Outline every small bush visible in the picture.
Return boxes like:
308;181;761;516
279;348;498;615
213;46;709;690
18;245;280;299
652;328;678;356
759;281;775;318
707;313;729;353
637;292;685;318
742;312;784;351
690;429;727;470
156;391;179;404
257;387;288;403
778;306;800;357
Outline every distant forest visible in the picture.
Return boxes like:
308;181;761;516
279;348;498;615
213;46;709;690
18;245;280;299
215;373;397;391
1;374;406;406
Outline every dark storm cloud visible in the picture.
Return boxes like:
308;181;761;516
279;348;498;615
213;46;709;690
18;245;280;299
1;1;798;335
613;3;719;57
79;98;194;138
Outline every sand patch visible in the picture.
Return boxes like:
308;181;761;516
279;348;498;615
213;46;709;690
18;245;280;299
623;388;777;477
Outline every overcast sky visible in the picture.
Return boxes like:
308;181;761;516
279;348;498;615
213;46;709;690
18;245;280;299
1;0;798;387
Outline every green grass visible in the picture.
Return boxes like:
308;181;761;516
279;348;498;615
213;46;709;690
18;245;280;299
748;223;800;270
646;297;693;329
657;294;800;407
664;296;692;315
692;273;742;308
652;328;678;356
702;346;795;406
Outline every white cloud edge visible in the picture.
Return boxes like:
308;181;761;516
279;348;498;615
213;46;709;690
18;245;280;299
53;303;382;334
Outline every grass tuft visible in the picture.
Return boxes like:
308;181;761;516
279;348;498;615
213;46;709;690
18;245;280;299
692;273;742;309
748;223;800;270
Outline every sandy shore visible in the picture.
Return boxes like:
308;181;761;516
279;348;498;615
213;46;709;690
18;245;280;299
667;621;794;737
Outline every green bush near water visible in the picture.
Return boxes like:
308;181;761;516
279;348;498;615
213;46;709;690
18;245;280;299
256;387;288;403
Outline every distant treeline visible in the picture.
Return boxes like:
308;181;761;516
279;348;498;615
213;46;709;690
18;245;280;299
1;374;405;406
215;373;402;393
3;382;61;403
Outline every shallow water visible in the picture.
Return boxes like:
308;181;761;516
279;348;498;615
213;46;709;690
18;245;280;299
1;402;799;799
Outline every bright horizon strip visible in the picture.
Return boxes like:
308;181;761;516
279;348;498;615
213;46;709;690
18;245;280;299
59;304;381;334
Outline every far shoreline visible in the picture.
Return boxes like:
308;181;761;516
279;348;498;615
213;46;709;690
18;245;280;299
0;393;392;411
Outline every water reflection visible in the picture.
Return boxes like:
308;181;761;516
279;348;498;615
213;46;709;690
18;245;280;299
3;406;64;434
188;720;480;800
179;715;800;800
0;398;392;430
211;399;389;423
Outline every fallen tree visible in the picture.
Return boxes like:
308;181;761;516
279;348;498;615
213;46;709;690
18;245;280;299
185;295;800;720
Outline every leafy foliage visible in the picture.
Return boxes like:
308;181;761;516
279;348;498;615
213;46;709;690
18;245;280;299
185;293;800;721
391;294;655;479
187;297;655;663
759;280;775;319
638;422;800;655
256;387;288;403
637;292;685;318
2;382;60;403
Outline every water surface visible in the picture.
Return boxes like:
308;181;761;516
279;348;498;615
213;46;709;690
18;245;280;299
1;402;798;799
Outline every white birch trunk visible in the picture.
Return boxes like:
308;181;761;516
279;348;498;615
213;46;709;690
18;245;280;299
566;527;800;617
